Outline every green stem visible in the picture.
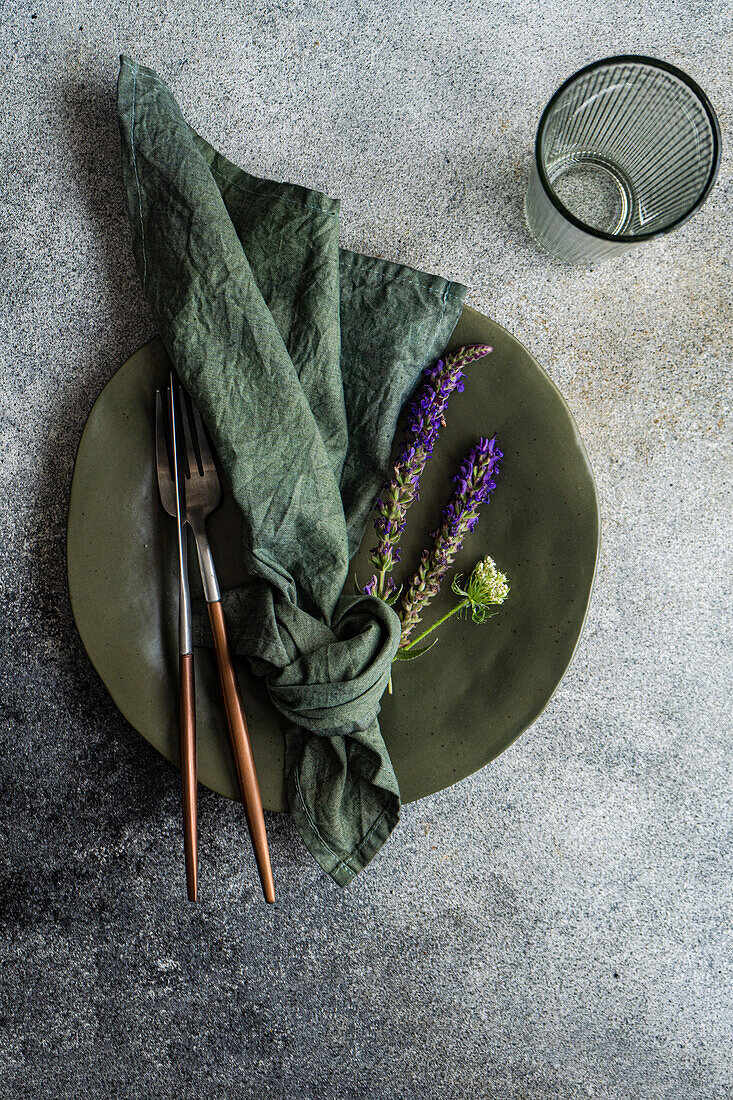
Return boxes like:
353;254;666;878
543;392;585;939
401;599;469;650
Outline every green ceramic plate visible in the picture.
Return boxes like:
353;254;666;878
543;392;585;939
67;306;599;809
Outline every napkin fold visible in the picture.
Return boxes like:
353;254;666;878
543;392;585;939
117;57;467;884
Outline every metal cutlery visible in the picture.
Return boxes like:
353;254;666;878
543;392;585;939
155;377;198;901
159;379;275;905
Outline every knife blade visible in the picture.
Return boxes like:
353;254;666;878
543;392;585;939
168;375;198;902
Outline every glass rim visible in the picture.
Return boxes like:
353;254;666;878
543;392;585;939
534;54;722;244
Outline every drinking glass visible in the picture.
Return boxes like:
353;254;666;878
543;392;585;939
524;55;721;264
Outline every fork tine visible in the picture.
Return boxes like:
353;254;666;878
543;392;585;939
190;401;217;475
177;385;201;478
155;388;176;515
155;388;165;473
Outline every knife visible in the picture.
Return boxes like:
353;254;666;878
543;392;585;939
169;376;198;902
155;376;198;901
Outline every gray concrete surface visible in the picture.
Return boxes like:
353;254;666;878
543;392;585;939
1;3;731;1098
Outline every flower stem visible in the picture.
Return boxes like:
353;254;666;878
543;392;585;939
400;599;469;651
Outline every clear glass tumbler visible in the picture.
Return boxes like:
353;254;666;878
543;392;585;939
524;55;721;264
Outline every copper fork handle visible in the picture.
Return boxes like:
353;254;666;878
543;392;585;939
179;652;198;902
207;600;275;904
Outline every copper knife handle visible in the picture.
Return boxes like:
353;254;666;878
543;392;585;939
207;599;275;904
179;652;198;902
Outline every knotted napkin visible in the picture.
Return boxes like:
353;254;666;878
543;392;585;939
117;57;467;884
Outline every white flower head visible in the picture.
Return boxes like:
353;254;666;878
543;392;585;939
451;556;510;623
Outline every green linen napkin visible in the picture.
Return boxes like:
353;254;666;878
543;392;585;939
117;57;467;885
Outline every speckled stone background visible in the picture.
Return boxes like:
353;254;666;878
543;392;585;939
1;3;731;1098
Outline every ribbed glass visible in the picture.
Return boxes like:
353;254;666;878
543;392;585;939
524;56;720;264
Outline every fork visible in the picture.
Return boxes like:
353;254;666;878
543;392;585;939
176;384;276;905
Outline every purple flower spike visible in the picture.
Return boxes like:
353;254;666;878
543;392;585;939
362;575;378;596
398;436;503;643
365;344;492;598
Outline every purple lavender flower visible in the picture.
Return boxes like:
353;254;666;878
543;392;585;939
362;575;396;598
398;436;503;644
365;344;492;598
